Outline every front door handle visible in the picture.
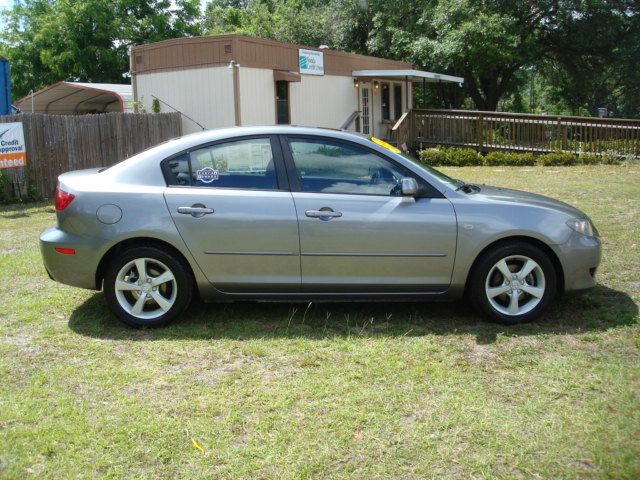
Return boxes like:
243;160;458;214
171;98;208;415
305;208;343;220
177;203;214;218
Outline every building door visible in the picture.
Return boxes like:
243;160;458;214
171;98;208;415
360;85;371;135
275;81;290;124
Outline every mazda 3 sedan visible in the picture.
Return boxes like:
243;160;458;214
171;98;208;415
40;126;601;327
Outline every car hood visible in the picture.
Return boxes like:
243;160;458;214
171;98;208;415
473;185;586;218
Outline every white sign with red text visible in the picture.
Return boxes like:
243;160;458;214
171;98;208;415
0;122;27;169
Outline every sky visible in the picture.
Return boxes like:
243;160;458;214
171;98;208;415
0;0;14;24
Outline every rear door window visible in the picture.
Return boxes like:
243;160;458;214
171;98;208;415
163;138;279;190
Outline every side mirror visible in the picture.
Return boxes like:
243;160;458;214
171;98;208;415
401;177;419;196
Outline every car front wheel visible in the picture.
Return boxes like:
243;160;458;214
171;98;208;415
469;242;557;324
104;246;193;327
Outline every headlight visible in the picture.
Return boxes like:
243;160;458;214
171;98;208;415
566;218;597;237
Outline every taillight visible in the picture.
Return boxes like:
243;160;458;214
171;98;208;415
54;186;75;211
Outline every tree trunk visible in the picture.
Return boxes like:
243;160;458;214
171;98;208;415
464;67;518;111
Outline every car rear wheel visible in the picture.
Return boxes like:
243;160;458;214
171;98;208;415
104;246;193;327
468;242;557;325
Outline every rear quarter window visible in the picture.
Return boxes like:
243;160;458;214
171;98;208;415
162;153;190;186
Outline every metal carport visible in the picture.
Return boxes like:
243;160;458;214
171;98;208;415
15;82;133;114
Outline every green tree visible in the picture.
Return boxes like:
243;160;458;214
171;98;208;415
5;0;638;116
367;0;639;114
367;0;551;111
202;0;370;52
0;0;202;99
538;0;639;117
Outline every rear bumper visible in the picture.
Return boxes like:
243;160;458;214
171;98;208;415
553;232;602;292
39;226;101;290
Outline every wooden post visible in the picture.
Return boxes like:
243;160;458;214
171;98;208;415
477;112;484;153
232;63;241;126
409;109;415;151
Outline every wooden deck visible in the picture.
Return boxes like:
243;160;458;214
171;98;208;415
392;109;640;157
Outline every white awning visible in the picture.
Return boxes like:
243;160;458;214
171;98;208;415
352;69;464;86
15;82;133;114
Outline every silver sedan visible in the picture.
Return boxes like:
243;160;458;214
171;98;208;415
40;126;601;327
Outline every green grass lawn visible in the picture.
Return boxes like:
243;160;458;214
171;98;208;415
1;165;639;479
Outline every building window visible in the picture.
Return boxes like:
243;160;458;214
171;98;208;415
381;82;390;120
361;87;370;135
275;81;290;124
394;84;402;120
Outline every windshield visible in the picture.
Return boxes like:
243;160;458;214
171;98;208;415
399;152;463;189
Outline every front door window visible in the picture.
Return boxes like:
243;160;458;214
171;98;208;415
394;84;403;120
288;138;410;196
381;82;391;120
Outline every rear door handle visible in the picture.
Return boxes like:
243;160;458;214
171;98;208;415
305;209;343;219
177;204;214;218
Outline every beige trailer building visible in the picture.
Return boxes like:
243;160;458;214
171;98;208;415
131;35;463;138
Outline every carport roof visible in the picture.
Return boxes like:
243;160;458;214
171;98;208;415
15;82;133;114
352;69;464;85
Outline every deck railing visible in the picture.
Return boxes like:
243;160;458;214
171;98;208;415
390;111;411;151
394;109;640;157
340;110;361;131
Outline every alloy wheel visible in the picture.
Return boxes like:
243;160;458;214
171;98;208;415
484;255;546;316
114;257;177;320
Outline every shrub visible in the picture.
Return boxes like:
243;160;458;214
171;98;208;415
482;151;537;166
517;153;538;166
598;152;623;165
418;147;481;166
0;171;11;203
418;148;447;166
446;148;482;166
418;147;627;167
578;153;601;165
538;152;578;166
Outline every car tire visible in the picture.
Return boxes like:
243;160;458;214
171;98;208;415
104;246;193;327
468;242;557;325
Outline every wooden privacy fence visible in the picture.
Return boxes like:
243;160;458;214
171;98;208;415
392;109;640;157
0;112;182;201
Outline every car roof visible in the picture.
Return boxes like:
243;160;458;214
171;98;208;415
174;125;370;149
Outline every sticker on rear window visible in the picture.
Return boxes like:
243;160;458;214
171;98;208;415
196;167;219;183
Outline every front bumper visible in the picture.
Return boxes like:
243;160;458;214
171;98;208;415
553;232;602;292
40;226;102;290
